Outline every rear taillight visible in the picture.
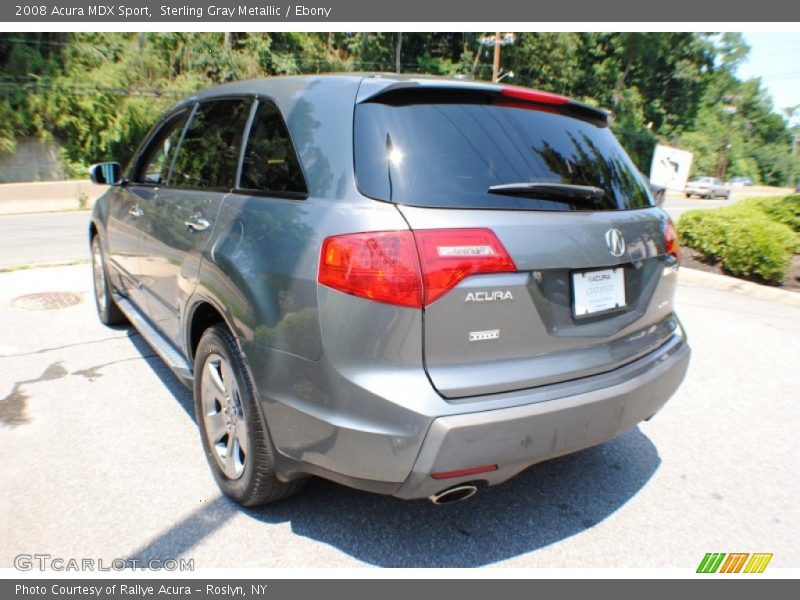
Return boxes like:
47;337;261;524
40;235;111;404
318;228;516;308
665;220;680;261
413;228;516;305
318;231;422;308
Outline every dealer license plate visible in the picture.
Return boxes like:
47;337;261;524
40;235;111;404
572;267;626;317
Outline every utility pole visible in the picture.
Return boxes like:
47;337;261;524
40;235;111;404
479;33;514;82
783;105;799;187
492;32;502;83
396;32;403;74
717;104;737;181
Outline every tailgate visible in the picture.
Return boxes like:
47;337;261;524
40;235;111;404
399;205;679;399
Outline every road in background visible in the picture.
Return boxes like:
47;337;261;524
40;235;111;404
0;264;797;568
661;185;793;221
0;211;90;268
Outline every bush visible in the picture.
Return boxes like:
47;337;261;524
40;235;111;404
678;197;798;283
748;194;800;232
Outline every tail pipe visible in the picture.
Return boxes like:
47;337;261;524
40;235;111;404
428;484;478;505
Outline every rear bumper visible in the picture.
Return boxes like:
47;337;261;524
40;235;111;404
394;336;690;499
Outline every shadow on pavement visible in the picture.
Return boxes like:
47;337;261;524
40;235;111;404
128;331;194;417
246;428;659;567
130;327;661;567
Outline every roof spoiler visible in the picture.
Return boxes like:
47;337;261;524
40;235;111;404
356;78;610;126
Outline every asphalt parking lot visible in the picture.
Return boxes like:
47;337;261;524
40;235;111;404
0;262;798;569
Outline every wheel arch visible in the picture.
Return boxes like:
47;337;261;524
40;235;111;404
185;296;238;365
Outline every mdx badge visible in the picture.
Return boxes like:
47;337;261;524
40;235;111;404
469;330;500;342
605;228;626;258
464;290;513;302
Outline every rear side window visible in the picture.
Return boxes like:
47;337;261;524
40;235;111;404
354;100;653;211
170;99;251;191
239;101;307;196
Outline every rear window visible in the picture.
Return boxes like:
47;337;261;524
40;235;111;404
354;99;653;211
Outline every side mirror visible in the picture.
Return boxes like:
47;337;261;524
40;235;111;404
89;162;124;186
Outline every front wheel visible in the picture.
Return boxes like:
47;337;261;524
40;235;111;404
194;324;304;506
685;193;691;198
91;235;125;325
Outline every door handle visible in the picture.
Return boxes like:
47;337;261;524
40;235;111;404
129;206;144;218
185;216;210;232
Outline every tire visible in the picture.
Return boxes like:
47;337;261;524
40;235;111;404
685;193;691;198
193;324;304;506
91;235;126;326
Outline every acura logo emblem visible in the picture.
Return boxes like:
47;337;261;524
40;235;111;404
605;229;625;257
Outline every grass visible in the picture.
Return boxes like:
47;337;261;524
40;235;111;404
0;259;89;273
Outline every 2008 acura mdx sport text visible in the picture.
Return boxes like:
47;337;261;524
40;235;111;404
88;75;690;506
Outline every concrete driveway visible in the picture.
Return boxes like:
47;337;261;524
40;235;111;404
0;264;798;569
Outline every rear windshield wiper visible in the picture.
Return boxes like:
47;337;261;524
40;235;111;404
487;182;605;203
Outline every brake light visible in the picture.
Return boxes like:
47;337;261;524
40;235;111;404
318;231;422;308
414;228;516;305
318;228;516;308
500;87;570;106
665;220;680;261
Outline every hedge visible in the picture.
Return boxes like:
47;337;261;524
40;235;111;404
677;195;799;284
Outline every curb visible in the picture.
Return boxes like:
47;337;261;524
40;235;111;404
678;267;800;308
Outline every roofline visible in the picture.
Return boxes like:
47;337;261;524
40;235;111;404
161;73;610;124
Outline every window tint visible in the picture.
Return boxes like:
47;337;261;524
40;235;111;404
134;111;188;185
240;101;307;196
170;99;251;190
354;101;653;211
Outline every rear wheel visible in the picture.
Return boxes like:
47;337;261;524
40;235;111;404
685;193;691;198
194;324;304;506
91;235;125;325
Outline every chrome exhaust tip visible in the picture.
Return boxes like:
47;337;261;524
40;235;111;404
429;484;478;505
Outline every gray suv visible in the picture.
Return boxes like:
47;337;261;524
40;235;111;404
89;75;690;506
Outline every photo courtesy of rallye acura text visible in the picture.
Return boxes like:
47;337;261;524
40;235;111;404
88;74;690;506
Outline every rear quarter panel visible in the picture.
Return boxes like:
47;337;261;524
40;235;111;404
189;77;437;482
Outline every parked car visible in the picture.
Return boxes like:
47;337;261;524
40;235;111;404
727;176;754;187
684;176;730;199
88;75;690;506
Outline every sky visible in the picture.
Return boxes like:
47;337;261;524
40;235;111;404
737;32;800;124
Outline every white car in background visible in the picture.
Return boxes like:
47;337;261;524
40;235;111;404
684;176;730;199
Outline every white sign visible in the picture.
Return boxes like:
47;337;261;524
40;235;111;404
649;144;694;191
